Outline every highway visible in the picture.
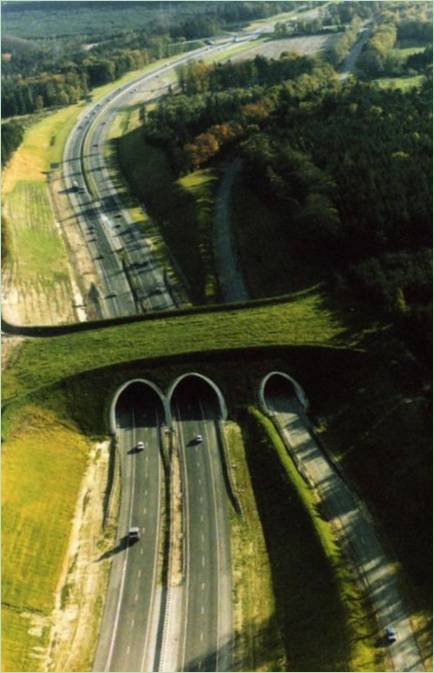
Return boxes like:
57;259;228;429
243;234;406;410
93;384;164;672
171;381;232;672
264;376;424;673
61;39;250;320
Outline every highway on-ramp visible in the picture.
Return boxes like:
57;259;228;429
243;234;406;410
265;380;424;673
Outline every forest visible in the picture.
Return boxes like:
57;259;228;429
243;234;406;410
140;50;432;365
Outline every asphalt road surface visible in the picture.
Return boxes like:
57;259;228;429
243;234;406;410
61;39;248;320
265;381;424;673
171;384;232;672
93;386;164;672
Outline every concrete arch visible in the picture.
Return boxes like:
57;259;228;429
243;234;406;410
109;378;169;433
167;372;228;424
259;371;309;415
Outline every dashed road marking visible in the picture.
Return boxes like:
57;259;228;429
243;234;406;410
138;569;142;578
201;582;206;590
201;605;205;614
127;645;130;655
143;507;147;515
135;592;139;602
201;533;205;543
200;514;204;522
140;548;144;555
200;632;204;642
131;618;135;627
202;555;205;568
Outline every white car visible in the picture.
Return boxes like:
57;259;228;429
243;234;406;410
136;441;145;451
194;434;203;444
128;526;140;541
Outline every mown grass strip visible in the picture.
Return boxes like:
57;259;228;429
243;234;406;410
242;407;379;672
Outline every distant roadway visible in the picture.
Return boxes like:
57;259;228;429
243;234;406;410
61;37;258;320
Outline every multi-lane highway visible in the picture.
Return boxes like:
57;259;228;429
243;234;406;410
94;384;164;672
94;377;233;672
172;383;232;672
61;39;253;320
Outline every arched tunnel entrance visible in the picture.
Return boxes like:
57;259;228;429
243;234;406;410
260;371;308;416
110;379;167;438
168;373;227;427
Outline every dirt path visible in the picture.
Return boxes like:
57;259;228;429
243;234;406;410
213;159;249;303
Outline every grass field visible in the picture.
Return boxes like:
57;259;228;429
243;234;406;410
373;75;425;91
242;408;379;671
2;400;90;672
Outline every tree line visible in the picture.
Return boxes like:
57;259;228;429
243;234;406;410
1;120;25;166
139;52;432;364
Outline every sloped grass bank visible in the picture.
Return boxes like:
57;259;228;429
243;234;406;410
2;399;91;672
117;130;219;303
3;290;346;401
242;408;379;672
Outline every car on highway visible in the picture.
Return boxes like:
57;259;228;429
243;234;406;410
194;434;203;444
136;441;145;451
385;626;397;643
128;526;140;541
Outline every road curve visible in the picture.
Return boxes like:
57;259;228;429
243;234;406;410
62;40;245;320
266;388;424;673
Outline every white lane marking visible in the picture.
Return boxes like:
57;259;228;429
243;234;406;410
143;507;147;515
144;489;148;496
202;555;205;568
198;478;202;485
104;418;137;671
138;569;142;578
200;399;222;671
200;514;204;522
127;645;130;655
201;606;205;615
135;592;139;602
140;548;144;555
201;582;206;591
201;533;205;543
131;618;135;627
199;496;203;503
200;632;204;642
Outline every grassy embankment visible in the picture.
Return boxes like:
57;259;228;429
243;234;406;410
2;104;82;324
225;422;286;672
117;127;219;304
242;408;380;671
2;398;91;672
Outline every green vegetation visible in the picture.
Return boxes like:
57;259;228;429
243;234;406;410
2;399;90;672
226;422;285;672
5;182;68;281
117;129;219;303
242;408;379;671
3;291;346;401
231;173;322;297
374;74;425;90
